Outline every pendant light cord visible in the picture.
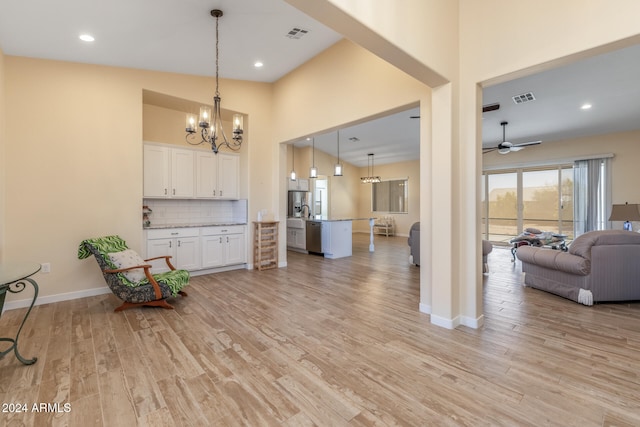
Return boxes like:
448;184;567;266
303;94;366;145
215;13;220;98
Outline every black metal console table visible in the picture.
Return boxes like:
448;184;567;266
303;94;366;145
0;262;40;365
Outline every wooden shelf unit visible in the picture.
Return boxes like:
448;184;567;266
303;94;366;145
253;221;279;271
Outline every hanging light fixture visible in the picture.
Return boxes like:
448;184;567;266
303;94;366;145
334;130;343;176
290;145;297;181
185;9;244;154
309;137;318;178
361;153;381;183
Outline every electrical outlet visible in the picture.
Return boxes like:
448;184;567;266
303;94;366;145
41;263;51;273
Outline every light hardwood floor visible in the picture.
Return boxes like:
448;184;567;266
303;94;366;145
1;235;640;426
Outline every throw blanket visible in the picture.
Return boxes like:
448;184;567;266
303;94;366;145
510;228;567;247
78;236;189;297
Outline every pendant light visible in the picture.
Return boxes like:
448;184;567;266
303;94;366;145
361;153;381;183
290;145;297;181
334;130;343;176
309;137;318;178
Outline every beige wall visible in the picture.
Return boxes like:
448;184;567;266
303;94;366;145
272;40;430;143
3;57;271;301
286;142;420;234
0;47;5;262
355;160;420;235
287;0;458;86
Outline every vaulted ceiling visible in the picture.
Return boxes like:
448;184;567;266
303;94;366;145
1;1;638;167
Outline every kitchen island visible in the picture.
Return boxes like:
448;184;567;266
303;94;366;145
305;218;375;259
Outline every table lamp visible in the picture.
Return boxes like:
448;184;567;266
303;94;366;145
608;203;640;231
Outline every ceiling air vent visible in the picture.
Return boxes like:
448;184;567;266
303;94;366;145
512;92;536;104
286;28;309;39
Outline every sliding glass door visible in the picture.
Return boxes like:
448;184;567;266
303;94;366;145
484;172;518;243
483;166;574;243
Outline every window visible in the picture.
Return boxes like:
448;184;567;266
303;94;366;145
483;165;575;242
484;172;517;242
372;179;408;213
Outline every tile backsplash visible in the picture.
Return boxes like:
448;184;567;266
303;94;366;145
143;199;248;226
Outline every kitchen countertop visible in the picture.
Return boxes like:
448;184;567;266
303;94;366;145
289;217;373;222
144;222;247;230
304;218;373;222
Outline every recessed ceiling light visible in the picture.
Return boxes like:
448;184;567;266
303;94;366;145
79;34;95;42
254;61;263;68
581;103;592;110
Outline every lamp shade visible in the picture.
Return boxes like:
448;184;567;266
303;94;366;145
608;203;640;221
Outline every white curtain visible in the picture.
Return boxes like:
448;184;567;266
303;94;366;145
574;158;610;237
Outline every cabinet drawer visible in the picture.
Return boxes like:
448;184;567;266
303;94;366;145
146;228;199;239
201;225;246;236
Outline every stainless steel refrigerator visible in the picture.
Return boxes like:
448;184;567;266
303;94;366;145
288;191;311;218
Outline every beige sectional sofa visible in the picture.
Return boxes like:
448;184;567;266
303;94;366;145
517;230;640;305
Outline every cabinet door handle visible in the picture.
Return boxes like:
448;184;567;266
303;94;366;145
171;232;179;235
164;188;167;195
169;241;172;248
220;190;223;197
173;189;176;195
178;240;181;247
213;190;216;196
219;237;223;243
226;237;229;243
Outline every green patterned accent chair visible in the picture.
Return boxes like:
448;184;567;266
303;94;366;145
78;235;189;312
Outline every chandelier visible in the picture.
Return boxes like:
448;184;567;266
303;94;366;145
185;9;243;154
361;153;381;183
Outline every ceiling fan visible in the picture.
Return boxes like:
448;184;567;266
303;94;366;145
410;103;500;119
483;121;541;154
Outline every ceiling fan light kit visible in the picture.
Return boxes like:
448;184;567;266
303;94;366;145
484;121;541;154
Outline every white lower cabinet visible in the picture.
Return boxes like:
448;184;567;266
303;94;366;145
146;225;246;273
287;227;306;250
201;226;247;268
146;228;201;273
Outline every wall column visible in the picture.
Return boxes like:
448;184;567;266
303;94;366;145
423;83;459;327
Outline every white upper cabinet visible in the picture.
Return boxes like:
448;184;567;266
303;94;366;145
195;151;239;199
143;144;194;198
171;148;195;198
288;178;309;191
144;143;239;200
143;145;170;197
195;151;217;198
217;153;240;199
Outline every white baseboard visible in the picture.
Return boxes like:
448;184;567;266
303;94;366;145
420;303;483;329
419;302;431;314
430;313;460;329
2;264;251;313
461;314;484;329
2;286;112;312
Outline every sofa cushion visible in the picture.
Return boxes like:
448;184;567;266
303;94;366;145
569;230;640;259
568;233;598;259
517;246;590;276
